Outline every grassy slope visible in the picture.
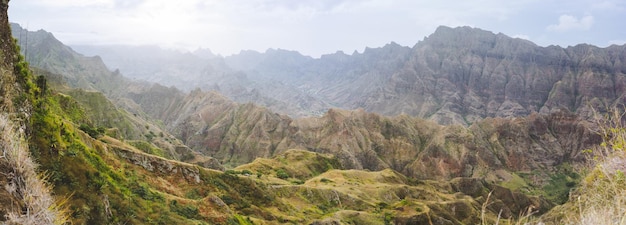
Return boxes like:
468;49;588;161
28;81;252;224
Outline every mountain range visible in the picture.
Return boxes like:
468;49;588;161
12;22;604;183
2;6;625;224
73;27;626;125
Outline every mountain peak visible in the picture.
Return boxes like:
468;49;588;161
361;41;411;56
425;25;497;44
264;48;309;58
192;47;217;59
10;22;59;43
416;25;541;53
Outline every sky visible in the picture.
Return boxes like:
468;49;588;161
8;0;626;58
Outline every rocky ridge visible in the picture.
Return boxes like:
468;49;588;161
129;85;599;199
70;26;626;124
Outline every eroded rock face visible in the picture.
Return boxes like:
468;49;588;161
113;147;205;184
138;88;600;184
218;27;625;124
356;26;626;125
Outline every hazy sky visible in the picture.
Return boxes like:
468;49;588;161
8;0;626;57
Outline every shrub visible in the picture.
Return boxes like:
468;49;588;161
185;189;203;200
276;169;289;179
169;200;199;219
225;170;239;175
291;179;305;185
79;124;103;138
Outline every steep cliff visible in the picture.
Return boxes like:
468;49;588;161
359;26;626;125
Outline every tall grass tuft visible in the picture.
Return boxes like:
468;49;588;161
0;113;68;224
565;109;626;224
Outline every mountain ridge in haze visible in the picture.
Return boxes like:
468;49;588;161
70;25;626;125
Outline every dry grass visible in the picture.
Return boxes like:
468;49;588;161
0;113;68;224
481;191;537;225
564;111;626;225
574;159;626;225
571;109;626;225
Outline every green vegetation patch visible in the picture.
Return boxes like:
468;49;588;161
127;140;165;157
542;164;581;204
498;172;530;191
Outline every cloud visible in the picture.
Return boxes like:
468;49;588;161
30;0;113;8
547;14;594;32
512;34;530;40
592;1;625;11
608;40;626;46
11;0;622;57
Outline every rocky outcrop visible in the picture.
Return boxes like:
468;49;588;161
113;147;204;183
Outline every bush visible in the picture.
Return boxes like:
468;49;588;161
185;189;203;200
169;200;199;219
79;124;103;138
291;179;305;185
225;170;239;175
276;169;289;179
